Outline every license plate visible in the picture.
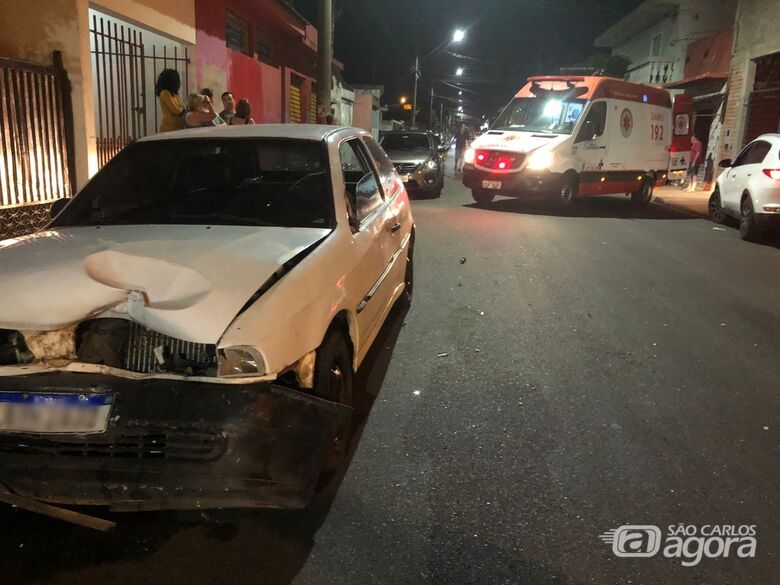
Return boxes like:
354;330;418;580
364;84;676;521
401;174;410;183
482;180;502;190
0;392;114;434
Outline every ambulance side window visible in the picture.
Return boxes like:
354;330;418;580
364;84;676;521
575;102;607;143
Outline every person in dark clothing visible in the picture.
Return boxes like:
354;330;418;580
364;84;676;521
454;124;469;172
219;91;235;124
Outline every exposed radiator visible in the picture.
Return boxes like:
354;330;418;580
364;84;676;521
124;321;217;374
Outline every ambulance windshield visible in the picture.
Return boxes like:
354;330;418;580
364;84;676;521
492;98;585;135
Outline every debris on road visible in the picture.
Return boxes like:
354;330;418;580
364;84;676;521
437;352;449;358
459;257;467;264
713;227;726;231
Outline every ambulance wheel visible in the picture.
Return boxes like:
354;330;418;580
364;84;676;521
472;188;495;206
558;176;578;208
632;178;654;208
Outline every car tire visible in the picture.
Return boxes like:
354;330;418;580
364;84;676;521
399;238;414;309
631;177;653;208
708;188;727;225
472;188;495;206
313;330;354;490
558;176;578;209
739;196;763;242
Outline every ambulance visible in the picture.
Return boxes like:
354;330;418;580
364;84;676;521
462;76;693;207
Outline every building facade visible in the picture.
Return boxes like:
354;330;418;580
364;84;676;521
718;0;780;161
596;0;736;86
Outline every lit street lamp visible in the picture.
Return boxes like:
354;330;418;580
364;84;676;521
400;96;407;104
456;67;464;76
412;28;466;128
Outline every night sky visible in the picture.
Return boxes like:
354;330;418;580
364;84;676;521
290;0;643;121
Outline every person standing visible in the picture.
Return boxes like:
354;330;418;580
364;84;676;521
183;93;218;128
454;123;469;173
687;135;703;192
219;91;236;124
229;99;255;125
156;69;184;133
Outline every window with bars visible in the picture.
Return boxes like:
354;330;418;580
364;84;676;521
651;33;663;58
227;12;250;56
256;32;273;65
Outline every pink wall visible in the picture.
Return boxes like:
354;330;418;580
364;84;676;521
194;0;317;124
353;94;373;133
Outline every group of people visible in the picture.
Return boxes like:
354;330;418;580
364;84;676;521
155;68;255;133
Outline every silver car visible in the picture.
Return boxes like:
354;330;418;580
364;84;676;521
381;131;446;198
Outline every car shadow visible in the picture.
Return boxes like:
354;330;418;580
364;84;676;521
0;303;410;585
464;195;698;220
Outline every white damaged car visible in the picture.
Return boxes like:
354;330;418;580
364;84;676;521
0;124;414;512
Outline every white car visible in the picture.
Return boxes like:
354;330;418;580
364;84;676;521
0;124;414;513
709;133;780;241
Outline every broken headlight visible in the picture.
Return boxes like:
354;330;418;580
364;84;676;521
217;347;266;377
0;329;34;365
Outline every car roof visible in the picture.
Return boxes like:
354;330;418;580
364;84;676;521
138;124;362;143
383;131;431;135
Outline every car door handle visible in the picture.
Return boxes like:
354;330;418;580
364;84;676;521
388;222;402;233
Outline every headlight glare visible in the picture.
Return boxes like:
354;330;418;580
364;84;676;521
218;346;266;377
464;148;475;164
527;149;554;170
426;159;438;170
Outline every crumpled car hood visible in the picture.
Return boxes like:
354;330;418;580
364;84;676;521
0;225;331;344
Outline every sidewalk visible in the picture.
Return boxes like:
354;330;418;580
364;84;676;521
653;185;711;218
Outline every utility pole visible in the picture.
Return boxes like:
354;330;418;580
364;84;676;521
411;55;419;129
317;0;333;123
429;86;434;131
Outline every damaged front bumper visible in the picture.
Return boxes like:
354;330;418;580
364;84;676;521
0;372;351;512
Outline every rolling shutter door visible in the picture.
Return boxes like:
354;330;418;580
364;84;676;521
310;91;318;123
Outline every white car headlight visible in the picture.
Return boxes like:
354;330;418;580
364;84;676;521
464;148;475;164
426;159;438;170
527;149;554;170
218;346;266;377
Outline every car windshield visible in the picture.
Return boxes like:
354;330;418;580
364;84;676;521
381;134;431;153
53;139;332;228
492;97;585;134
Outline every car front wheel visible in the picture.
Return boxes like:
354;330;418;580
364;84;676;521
472;188;495;206
314;330;354;489
708;188;727;224
739;197;763;242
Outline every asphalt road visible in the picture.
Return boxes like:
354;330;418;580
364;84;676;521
2;161;778;585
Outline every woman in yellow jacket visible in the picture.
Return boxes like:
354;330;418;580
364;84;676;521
155;69;184;133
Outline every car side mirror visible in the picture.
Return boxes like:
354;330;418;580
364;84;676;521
718;158;732;168
50;197;70;218
437;145;448;154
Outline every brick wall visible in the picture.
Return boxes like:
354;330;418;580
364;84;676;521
718;0;780;160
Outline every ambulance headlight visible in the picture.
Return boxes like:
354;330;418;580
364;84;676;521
527;150;554;170
464;148;475;164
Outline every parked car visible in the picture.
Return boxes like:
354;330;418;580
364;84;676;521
380;131;446;198
0;124;414;513
709;133;780;241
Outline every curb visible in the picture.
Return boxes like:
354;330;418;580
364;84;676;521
652;195;709;219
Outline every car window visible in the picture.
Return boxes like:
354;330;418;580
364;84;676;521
53;139;332;228
339;139;384;224
741;140;771;165
363;137;398;198
574;101;606;143
733;144;755;167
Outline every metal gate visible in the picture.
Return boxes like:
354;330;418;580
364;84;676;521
0;52;73;239
90;12;190;168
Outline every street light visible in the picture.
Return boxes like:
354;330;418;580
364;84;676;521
412;28;467;129
456;67;464;76
400;96;407;104
459;90;463;96
458;105;463;112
